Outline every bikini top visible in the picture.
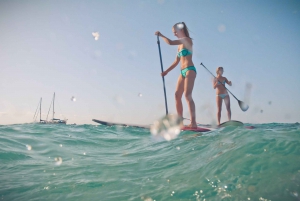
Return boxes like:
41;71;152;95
177;48;192;57
217;80;226;85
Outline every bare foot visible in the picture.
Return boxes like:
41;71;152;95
187;123;197;129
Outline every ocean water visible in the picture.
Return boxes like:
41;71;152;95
0;122;300;201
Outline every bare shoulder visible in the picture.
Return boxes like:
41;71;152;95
184;37;193;44
224;77;231;82
180;37;193;49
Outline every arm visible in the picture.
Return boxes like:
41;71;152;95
225;78;232;86
161;56;180;76
155;31;184;45
213;78;218;89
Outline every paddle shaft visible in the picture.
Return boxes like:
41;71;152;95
200;63;239;101
157;35;169;115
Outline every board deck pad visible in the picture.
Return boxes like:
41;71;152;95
181;126;211;132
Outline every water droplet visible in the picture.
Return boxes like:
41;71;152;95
71;96;76;102
143;197;153;201
92;32;100;41
200;190;203;193
218;24;226;33
54;157;63;166
60;144;62;147
177;23;184;29
138;93;142;97
83;152;86;155
224;185;227;188
26;145;32;150
114;95;125;105
176;146;180;150
150;114;183;141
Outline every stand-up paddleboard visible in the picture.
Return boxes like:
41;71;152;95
195;120;254;130
92;119;150;129
218;120;244;128
92;119;211;133
218;120;255;129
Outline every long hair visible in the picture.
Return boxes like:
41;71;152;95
174;22;192;39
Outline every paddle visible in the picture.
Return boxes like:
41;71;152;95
200;63;249;112
157;35;169;115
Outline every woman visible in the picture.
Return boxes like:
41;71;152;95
155;22;197;128
213;67;232;125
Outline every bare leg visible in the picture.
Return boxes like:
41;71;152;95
216;95;223;125
175;74;184;118
184;70;197;128
224;95;231;121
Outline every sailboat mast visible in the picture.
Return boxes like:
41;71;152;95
40;98;42;122
53;93;55;120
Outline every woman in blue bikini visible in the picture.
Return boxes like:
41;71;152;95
155;22;197;128
213;67;232;125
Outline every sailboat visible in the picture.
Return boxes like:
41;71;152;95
33;97;47;123
33;93;67;124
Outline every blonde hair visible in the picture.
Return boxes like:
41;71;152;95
173;22;192;39
216;67;223;74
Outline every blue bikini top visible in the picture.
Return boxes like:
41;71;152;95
217;80;226;85
177;48;192;57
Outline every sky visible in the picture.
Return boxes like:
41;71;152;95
0;0;300;125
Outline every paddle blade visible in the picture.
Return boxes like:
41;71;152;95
239;100;249;111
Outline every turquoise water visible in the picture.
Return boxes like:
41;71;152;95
0;123;300;201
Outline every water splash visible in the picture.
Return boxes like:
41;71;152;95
26;145;32;150
71;96;76;102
